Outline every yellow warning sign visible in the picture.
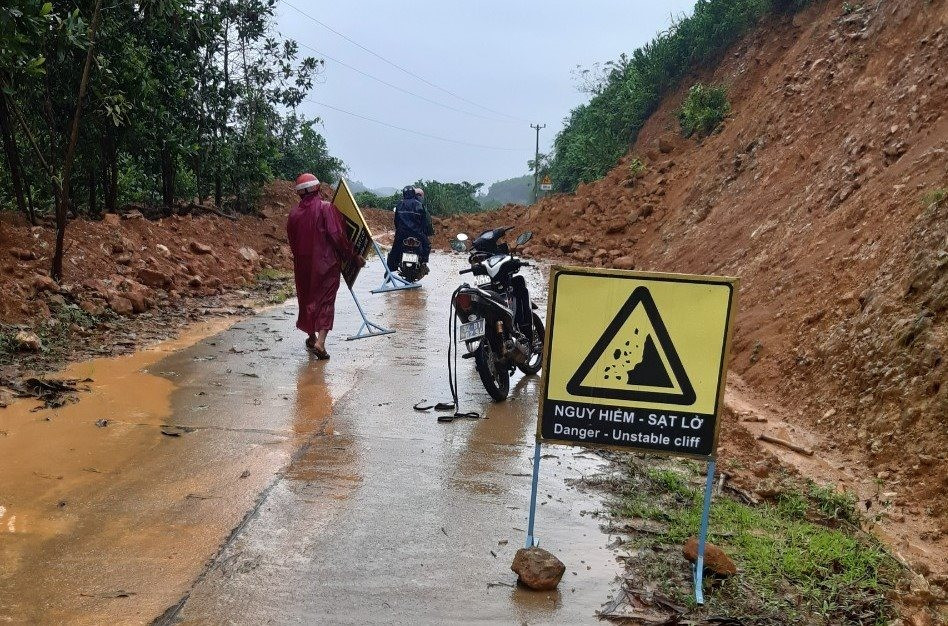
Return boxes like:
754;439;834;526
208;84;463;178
332;179;375;288
541;175;552;185
537;266;737;459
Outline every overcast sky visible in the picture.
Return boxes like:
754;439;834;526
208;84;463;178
276;0;694;190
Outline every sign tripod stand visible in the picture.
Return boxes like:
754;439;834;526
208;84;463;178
370;241;420;294
345;284;395;341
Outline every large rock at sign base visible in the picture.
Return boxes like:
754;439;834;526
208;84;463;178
14;330;43;352
682;536;737;576
511;547;566;590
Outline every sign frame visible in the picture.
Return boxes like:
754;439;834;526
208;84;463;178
332;179;375;288
536;265;737;461
330;179;396;341
524;265;738;605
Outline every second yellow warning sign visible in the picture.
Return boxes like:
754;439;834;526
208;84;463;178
538;266;737;458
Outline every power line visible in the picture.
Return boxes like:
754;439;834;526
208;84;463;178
296;41;516;124
282;0;530;124
304;98;527;152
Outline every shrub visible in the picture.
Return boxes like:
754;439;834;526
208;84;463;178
678;83;731;138
628;157;646;178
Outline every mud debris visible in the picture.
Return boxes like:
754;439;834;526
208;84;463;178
0;376;91;409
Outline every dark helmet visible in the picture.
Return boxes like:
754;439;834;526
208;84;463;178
402;185;416;199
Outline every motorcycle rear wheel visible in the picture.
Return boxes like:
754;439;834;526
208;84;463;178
475;342;509;402
517;313;545;376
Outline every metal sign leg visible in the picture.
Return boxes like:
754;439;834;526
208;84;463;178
693;459;716;605
525;440;542;548
370;241;421;294
345;286;395;341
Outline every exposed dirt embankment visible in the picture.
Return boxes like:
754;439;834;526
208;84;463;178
437;0;947;541
1;181;299;324
0;180;393;377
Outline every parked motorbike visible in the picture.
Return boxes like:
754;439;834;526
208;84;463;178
452;227;543;401
398;236;428;282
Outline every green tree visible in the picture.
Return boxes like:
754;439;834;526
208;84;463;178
272;114;345;184
415;180;484;215
0;0;341;280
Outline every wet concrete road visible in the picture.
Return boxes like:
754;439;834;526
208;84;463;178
0;253;620;624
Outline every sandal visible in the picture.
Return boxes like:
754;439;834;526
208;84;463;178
305;336;316;350
312;346;330;360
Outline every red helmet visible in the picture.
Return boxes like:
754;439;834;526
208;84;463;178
295;173;320;195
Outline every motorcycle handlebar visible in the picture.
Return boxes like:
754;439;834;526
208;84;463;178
459;268;473;275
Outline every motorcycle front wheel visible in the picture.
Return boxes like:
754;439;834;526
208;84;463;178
475;342;510;402
517;312;545;376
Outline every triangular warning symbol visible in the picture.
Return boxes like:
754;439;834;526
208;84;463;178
566;286;696;405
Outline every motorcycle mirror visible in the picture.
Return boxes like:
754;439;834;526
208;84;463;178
456;233;469;242
515;231;534;247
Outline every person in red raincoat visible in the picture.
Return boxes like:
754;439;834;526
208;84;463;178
286;173;364;359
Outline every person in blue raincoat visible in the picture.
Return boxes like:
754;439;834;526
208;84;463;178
387;186;432;271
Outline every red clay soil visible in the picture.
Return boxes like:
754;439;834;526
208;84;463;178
0;180;303;326
436;0;947;570
0;180;394;329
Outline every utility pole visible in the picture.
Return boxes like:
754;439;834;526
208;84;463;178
531;123;545;203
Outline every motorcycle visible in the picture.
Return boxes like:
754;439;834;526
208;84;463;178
451;227;544;401
398;236;428;282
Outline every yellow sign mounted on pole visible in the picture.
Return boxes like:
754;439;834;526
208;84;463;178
537;266;737;459
332;179;375;288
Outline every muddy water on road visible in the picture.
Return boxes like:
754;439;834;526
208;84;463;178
1;254;621;624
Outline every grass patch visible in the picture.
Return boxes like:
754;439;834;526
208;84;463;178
256;267;293;281
678;83;731;138
921;187;946;208
0;329;18;357
610;457;901;623
254;268;295;304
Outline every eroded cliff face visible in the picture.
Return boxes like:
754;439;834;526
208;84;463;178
435;0;947;511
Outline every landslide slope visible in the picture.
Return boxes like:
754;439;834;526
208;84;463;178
437;1;947;510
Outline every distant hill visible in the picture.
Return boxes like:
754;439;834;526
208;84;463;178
477;175;533;209
346;180;398;197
